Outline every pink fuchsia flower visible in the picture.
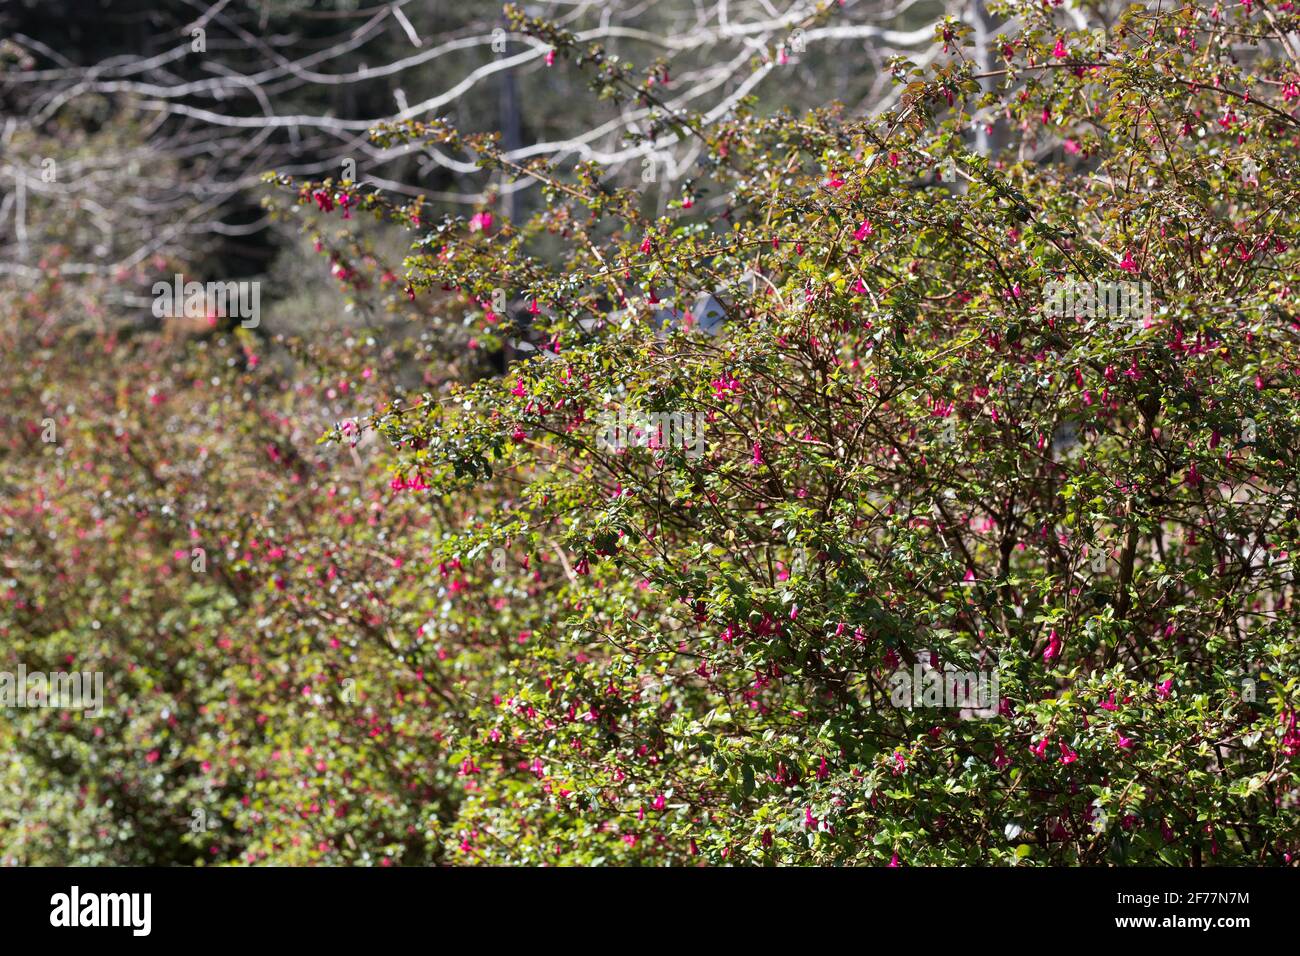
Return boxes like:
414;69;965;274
1059;741;1078;764
1119;249;1139;273
751;442;765;466
992;743;1012;769
826;171;846;189
1099;691;1119;712
710;374;742;397
891;750;907;775
887;852;901;867
853;219;873;241
652;793;666;811
545;49;556;66
1280;710;1300;756
1030;737;1050;760
1116;734;1135;751
469;211;493;233
1043;629;1062;662
1052;38;1068;58
816;756;829;780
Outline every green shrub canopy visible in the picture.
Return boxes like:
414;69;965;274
4;0;1300;865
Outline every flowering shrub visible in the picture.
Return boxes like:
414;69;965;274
2;266;466;863
5;1;1300;865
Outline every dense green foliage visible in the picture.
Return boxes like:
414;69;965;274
4;1;1300;865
